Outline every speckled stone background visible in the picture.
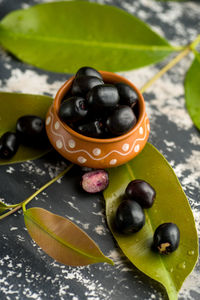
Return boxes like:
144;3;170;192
0;0;200;299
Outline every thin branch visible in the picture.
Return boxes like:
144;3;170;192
140;46;191;93
0;164;74;220
0;205;21;220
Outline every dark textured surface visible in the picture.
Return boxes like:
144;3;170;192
0;0;199;299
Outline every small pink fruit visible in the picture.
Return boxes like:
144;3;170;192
81;170;109;193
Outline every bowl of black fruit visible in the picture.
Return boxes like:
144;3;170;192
45;67;150;168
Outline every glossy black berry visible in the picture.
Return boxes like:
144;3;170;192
75;66;103;80
87;84;119;110
153;223;180;254
0;132;19;159
77;120;103;138
16;115;46;146
115;200;145;234
125;179;156;208
115;82;138;108
106;105;137;136
71;76;103;96
59;96;88;123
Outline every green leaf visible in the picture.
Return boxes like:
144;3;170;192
0;1;175;73
24;207;114;266
0;92;52;164
185;53;200;130
104;143;198;300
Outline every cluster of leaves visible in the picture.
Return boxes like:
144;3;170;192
0;2;199;300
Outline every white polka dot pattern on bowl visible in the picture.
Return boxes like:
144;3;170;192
56;140;63;149
139;127;144;135
68;139;76;149
54;121;60;130
46;116;51;125
122;143;129;152
47;108;149;164
77;156;87;164
109;159;117;165
134;144;140;152
93;148;101;156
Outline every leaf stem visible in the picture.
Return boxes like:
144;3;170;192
140;35;200;93
0;205;21;220
190;34;200;50
5;203;21;208
0;201;22;209
22;203;27;212
0;163;74;220
140;45;191;93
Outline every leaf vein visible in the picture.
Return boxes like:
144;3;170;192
0;28;174;51
25;211;105;263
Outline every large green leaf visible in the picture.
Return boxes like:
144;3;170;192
104;143;198;300
24;207;114;266
0;1;174;73
0;92;52;164
185;53;200;130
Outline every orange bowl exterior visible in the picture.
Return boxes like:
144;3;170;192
46;71;150;168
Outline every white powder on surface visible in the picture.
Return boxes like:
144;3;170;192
10;227;18;231
6;166;15;174
180;265;200;299
20;161;46;176
173;150;200;190
94;225;106;236
67;215;90;230
68;201;80;212
1;69;62;97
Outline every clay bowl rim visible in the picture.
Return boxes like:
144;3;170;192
53;71;146;144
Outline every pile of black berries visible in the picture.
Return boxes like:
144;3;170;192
58;66;139;138
114;179;180;254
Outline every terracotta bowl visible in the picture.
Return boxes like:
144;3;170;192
45;71;150;168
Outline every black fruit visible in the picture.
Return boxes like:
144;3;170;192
115;82;138;108
125;179;156;208
16;115;46;146
59;96;88;123
106;105;137;136
77;120;103;138
71;76;103;96
153;223;180;254
115;200;145;234
87;84;119;110
75;66;103;80
0;132;19;159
